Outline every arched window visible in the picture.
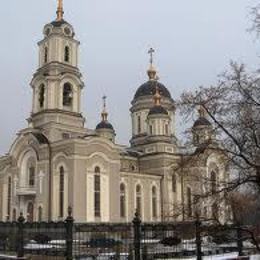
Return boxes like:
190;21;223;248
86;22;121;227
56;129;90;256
27;202;34;222
44;47;48;63
187;187;192;218
7;177;11;221
63;83;73;107
152;186;157;219
64;46;70;62
137;116;141;134
136;185;142;217
59;167;65;218
210;171;217;194
12;209;16;222
149;125;153;135
165;124;169;135
172;174;177;193
38;206;43;222
28;166;35;187
94;167;101;218
39;84;45;108
203;207;208;218
120;183;126;218
212;202;219;219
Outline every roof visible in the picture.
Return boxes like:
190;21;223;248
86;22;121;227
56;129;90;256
148;105;168;116
50;19;71;27
193;117;211;127
96;121;114;130
134;80;171;100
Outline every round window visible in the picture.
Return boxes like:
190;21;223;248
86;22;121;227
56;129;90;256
64;27;71;36
45;27;51;36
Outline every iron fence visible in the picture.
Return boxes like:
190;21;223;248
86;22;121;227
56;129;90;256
0;210;257;260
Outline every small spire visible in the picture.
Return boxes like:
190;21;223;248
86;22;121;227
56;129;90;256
153;78;162;106
56;0;64;21
198;105;207;118
101;95;108;121
147;47;157;80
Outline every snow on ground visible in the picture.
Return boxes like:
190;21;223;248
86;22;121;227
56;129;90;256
157;253;260;260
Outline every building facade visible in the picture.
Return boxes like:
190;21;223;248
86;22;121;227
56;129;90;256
0;3;229;223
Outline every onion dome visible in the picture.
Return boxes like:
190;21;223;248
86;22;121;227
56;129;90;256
193;117;211;127
95;96;114;131
134;81;171;100
96;121;114;130
148;84;168;116
134;48;172;100
193;106;211;128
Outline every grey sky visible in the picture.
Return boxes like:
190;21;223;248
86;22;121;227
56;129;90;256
0;0;259;155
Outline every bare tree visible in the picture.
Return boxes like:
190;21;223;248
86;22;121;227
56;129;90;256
180;62;260;192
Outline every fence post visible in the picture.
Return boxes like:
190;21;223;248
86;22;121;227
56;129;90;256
195;218;202;260
133;211;141;260
65;206;74;260
17;212;25;258
236;225;243;256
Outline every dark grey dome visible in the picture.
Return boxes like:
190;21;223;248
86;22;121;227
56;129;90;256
134;81;171;100
96;121;114;130
51;19;70;27
193;117;211;127
148;105;168;116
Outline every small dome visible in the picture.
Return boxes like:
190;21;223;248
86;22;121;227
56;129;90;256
148;105;168;116
193;117;211;128
96;121;114;130
134;81;171;100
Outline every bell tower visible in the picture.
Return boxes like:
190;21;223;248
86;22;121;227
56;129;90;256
29;0;87;140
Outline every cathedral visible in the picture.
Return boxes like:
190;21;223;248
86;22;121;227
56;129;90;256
0;1;228;223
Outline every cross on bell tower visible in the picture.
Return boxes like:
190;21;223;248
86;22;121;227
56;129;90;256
56;0;64;21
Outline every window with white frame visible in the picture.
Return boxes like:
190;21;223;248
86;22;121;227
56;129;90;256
7;177;11;221
94;167;101;218
28;166;35;187
64;46;70;62
136;184;142;217
152;186;158;219
120;183;126;218
59;166;65;218
187;187;192;218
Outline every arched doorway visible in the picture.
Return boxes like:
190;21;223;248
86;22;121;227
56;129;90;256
27;202;34;222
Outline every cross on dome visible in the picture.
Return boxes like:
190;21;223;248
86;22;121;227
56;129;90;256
147;47;157;80
101;95;108;121
148;48;155;66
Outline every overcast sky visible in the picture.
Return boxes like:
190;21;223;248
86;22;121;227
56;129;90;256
0;0;259;155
